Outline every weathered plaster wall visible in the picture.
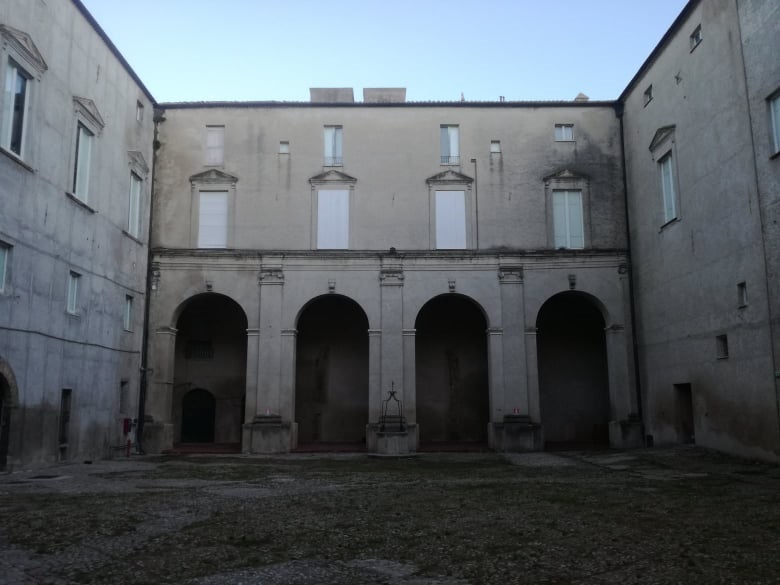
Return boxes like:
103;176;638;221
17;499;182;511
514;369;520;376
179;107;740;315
0;0;154;468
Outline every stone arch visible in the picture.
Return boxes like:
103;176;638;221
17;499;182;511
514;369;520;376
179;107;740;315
414;294;490;445
0;356;19;470
536;291;610;446
173;293;248;447
294;294;369;446
170;292;251;330
0;356;19;407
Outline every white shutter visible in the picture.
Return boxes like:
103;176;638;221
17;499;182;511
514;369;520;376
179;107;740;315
198;191;228;248
317;190;349;249
74;125;92;201
660;155;676;221
553;190;584;249
435;190;466;249
2;66;14;149
205;126;224;165
567;191;584;248
448;126;459;158
127;173;142;237
552;192;567;248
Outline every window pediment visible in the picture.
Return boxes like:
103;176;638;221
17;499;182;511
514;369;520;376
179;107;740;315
0;24;47;74
73;96;105;132
189;168;238;185
649;125;676;151
426;169;473;185
309;169;357;186
543;169;589;184
127;150;149;175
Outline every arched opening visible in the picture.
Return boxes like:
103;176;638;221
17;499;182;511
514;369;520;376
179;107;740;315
536;292;610;447
174;293;247;448
295;295;369;447
415;294;489;447
0;374;11;469
181;389;216;443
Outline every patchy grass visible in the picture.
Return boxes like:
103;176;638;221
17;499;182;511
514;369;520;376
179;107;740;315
1;451;778;584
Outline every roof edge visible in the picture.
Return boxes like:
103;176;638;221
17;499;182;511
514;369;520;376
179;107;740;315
70;0;156;105
157;100;619;110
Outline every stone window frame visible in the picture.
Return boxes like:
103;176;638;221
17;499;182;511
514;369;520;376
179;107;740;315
426;170;475;250
66;97;105;211
189;169;239;249
125;151;150;241
309;169;357;250
649;125;681;228
0;25;47;168
543;170;592;250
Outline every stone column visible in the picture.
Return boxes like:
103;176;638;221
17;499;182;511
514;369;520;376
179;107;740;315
606;324;642;448
368;329;382;422
144;326;177;452
525;327;541;423
244;329;260;424
498;265;527;415
486;328;504;421
402;328;418;449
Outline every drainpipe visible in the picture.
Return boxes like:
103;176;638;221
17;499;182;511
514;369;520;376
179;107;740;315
615;101;645;439
136;107;165;454
470;157;479;249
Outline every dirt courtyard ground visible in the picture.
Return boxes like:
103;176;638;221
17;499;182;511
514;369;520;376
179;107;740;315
0;447;778;585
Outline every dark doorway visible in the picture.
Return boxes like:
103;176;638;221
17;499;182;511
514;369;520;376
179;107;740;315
181;389;216;443
537;292;610;447
415;295;489;446
675;383;695;444
295;295;369;446
174;294;247;446
0;375;10;469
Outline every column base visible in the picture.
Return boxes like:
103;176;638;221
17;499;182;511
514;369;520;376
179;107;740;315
490;415;543;452
366;423;418;455
142;419;174;454
244;415;293;454
609;417;644;448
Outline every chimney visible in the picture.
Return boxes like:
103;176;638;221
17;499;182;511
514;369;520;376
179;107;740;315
309;88;355;103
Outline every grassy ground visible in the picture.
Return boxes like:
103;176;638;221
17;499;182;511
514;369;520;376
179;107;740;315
0;448;778;584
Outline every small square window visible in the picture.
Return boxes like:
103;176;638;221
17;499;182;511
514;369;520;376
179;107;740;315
644;85;653;106
67;271;80;314
136;101;144;122
689;25;702;51
716;334;729;359
554;124;574;141
738;282;748;308
279;141;290;154
490;140;501;153
124;295;133;331
769;92;780;156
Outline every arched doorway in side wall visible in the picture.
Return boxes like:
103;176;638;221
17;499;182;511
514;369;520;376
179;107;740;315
174;293;247;448
295;295;369;447
415;294;489;447
536;292;610;448
0;373;12;469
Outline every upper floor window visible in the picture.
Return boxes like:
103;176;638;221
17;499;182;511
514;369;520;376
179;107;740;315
0;242;10;293
324;126;343;166
136;101;144;122
440;125;459;165
1;60;30;156
490;140;501;153
435;190;467;248
554;124;574;141
317;189;349;249
123;295;133;331
205;125;224;165
72;123;94;202
67;271;80;315
127;172;142;237
198;191;228;248
644;85;653;106
769;91;780;156
552;190;584;249
659;152;677;223
689;25;702;51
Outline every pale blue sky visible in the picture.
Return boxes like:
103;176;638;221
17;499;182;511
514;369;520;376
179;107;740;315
80;0;690;103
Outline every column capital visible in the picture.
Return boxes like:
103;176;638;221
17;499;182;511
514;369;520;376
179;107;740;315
281;328;297;337
246;328;261;337
402;328;416;337
486;327;503;336
155;326;178;336
379;267;404;286
258;266;284;285
498;265;523;283
368;328;382;336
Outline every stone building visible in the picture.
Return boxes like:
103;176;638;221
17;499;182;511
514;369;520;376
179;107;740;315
2;0;778;468
143;92;642;454
0;0;155;468
621;0;780;461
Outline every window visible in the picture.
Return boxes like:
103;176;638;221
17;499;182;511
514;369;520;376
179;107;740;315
659;152;677;223
67;271;80;314
552;190;584;249
0;242;9;292
317;189;349;249
279;140;290;154
124;295;133;331
119;380;130;415
738;282;748;308
770;92;780;156
58;389;72;446
127;172;142;237
72;123;93;202
323;126;343;166
136;100;144;122
198;191;228;248
644;85;653;106
554;124;574;141
205;125;224;165
435;190;467;249
490;140;501;153
689;25;702;51
716;334;729;359
440;125;459;165
1;60;30;156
